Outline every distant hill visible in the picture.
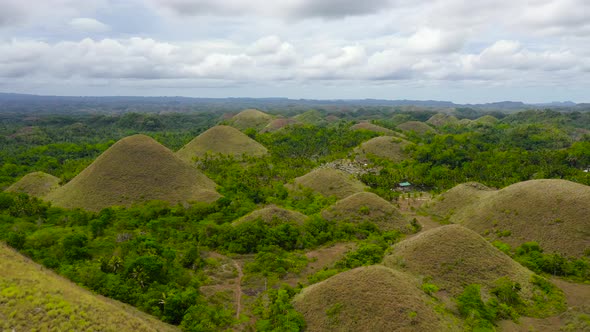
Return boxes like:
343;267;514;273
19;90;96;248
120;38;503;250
5;172;60;197
350;122;396;135
396;121;436;135
228;109;272;131
232;205;308;226
426;113;459;127
46;134;220;211
321;192;407;231
288;168;367;199
293;265;454;331
176;125;268;161
0;242;178;332
353;136;411;163
261;117;300;133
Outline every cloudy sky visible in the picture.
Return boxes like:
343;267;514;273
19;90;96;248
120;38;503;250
0;0;589;103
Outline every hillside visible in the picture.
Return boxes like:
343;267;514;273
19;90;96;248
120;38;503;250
321;192;407;231
232;205;308;226
397;121;436;134
292;265;454;331
451;179;590;257
383;225;536;297
426;182;495;219
0;242;178;332
350;122;396;135
5;171;60;197
353;136;411;163
293;110;325;125
261;117;300;133
176;125;268;162
228;109;273;131
474;115;499;125
426;113;459;127
289;168;368;199
45;134;220;211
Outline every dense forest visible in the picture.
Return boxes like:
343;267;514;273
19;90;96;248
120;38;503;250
1;105;589;331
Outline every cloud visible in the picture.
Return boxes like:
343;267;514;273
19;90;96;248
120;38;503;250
406;27;464;54
151;0;393;19
69;17;110;32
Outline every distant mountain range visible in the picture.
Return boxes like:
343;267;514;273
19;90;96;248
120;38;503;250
0;92;586;113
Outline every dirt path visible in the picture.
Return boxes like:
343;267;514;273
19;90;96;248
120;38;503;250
397;193;442;237
233;260;243;319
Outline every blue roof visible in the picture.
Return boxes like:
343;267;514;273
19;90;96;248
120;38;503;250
399;182;412;187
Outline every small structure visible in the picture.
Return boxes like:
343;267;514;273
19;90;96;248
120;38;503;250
399;182;412;188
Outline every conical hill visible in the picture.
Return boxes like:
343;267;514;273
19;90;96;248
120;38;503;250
5;171;60;197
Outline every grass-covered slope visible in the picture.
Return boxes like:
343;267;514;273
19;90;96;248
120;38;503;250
383;225;536;297
0;242;178;332
427;182;495;219
427;113;459;127
293;265;454;332
233;205;308;226
46;134;220;211
261;118;300;133
289;168;368;199
397;121;437;134
5;171;60;197
354;136;411;163
350;122;396;135
451;179;590;257
228;109;273;131
321;192;407;231
176;125;268;161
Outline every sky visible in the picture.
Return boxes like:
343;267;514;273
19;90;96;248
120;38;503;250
0;0;589;103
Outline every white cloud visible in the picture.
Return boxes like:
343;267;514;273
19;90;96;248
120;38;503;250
69;18;110;33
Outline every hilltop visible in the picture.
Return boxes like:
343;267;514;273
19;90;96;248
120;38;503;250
426;182;495;219
451;179;590;257
176;125;268;162
228;109;273;131
321;192;407;231
383;225;536;297
0;243;178;332
288;168;368;199
45;135;220;211
354;136;411;163
397;121;437;135
350;122;396;135
5;171;60;197
427;113;459;127
232;205;308;226
261;117;300;133
293;265;454;331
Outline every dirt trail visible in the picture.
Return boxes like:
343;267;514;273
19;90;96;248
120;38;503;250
398;193;442;237
233;260;243;319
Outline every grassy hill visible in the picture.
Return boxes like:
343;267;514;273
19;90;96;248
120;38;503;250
353;136;411;163
46;134;220;211
350;122;396;135
426;182;495;219
289;168;368;199
232;205;308;226
293;110;325;125
321;192;407;231
261;118;300;133
383;225;537;297
293;265;455;331
451;179;590;257
427;113;459;127
5;171;60;197
0;242;178;332
228;109;273;131
474;115;499;125
397;121;437;135
176;125;268;162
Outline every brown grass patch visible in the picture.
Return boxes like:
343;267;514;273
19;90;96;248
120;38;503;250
383;225;536;297
5;172;60;197
321;192;407;231
46;134;220;211
176;125;268;161
260;118;300;133
0;243;177;332
232;205;308;226
396;121;436;135
293;265;454;331
354;136;411;163
228;109;273;131
451;179;590;257
288;168;368;199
